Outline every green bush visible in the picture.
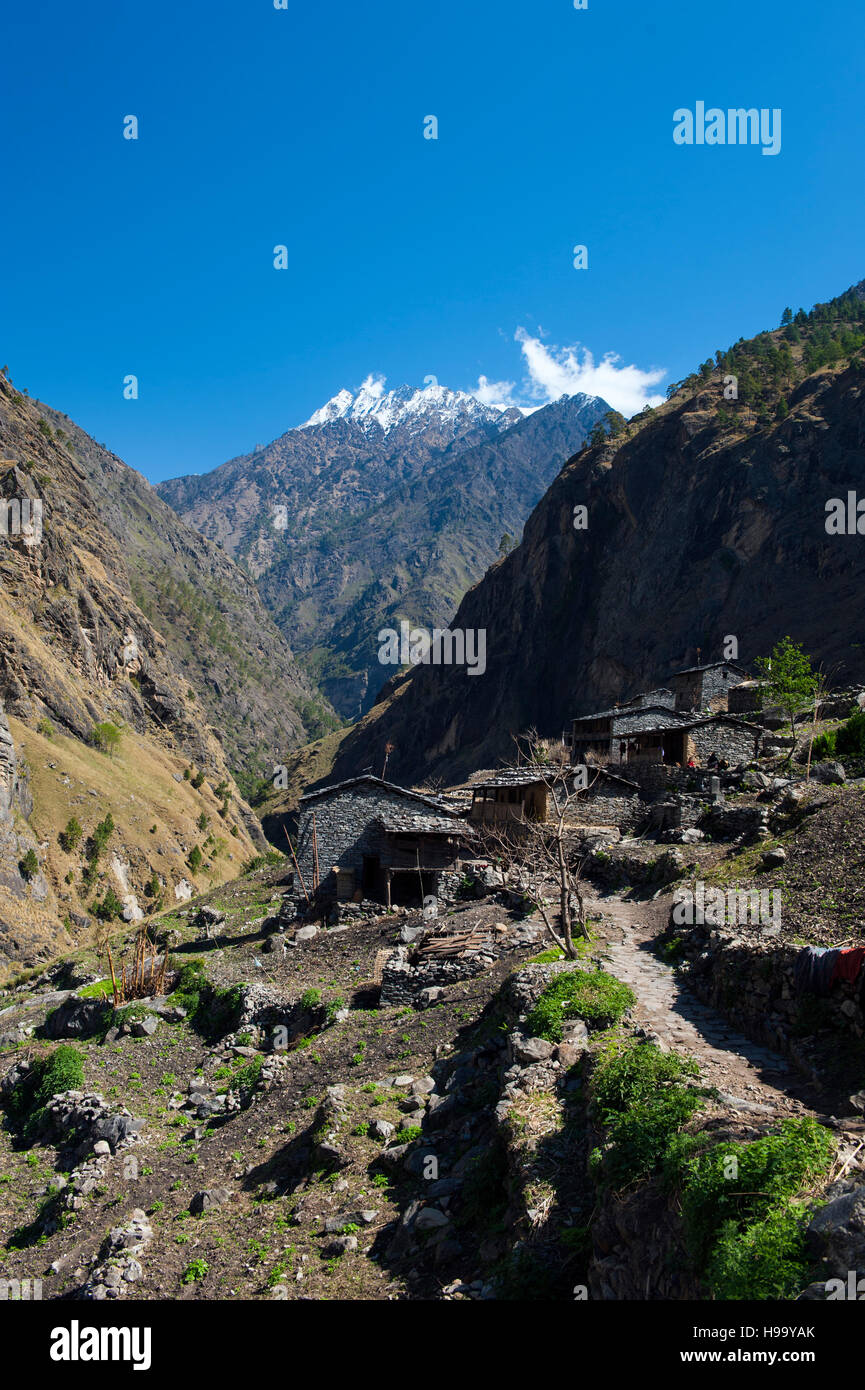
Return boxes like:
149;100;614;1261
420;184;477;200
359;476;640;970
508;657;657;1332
592;1041;699;1112
34;1046;85;1106
91;886;124;921
811;730;837;760
299;988;321;1009
228;1056;263;1093
18;849;39;882
835;708;865;758
677;1117;835;1271
589;1043;706;1188
706;1207;816;1300
58;817;83;853
187;846;203;873
7;1045;85;1120
526;969;635;1041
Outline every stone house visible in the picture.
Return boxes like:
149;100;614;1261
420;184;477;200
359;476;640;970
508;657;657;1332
468;767;557;825
294;776;475;908
626;715;763;769
668;660;750;713
468;765;643;831
568;704;692;763
727;679;766;715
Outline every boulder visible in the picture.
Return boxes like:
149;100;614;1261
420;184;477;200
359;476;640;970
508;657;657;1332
761;846;787;868
811;761;846;785
190;1186;233;1215
43;996;110;1040
509;1033;554;1065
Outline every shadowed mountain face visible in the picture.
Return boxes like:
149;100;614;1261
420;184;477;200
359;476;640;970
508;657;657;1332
157;387;610;719
319;285;865;788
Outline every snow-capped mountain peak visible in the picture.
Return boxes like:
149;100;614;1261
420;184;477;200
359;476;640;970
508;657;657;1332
299;374;510;436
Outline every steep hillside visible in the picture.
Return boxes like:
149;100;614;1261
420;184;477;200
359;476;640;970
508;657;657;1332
158;385;609;718
319;282;865;786
0;376;269;971
29;396;332;794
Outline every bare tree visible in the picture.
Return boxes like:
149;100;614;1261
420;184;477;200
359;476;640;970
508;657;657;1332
478;747;599;958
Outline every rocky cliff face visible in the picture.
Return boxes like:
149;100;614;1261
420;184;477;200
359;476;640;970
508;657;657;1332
32;395;327;794
323;292;865;786
158;389;609;719
0;374;271;970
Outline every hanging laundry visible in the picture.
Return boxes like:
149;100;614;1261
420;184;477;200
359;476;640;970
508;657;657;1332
794;945;841;996
831;946;865;985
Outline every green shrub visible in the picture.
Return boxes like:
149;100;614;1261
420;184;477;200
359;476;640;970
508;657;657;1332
811;730;837;760
58;817;83;853
835;709;865;758
393;1125;423;1144
526;969;635;1041
7;1045;86;1120
706;1206;816;1300
18;849;39;882
169;958;209;1017
592;1041;699;1113
187;845;203;873
36;717;54;739
91;886;124;921
589;1043;705;1188
228;1056;263;1092
299;989;321;1009
34;1046;85;1106
677;1117;835;1270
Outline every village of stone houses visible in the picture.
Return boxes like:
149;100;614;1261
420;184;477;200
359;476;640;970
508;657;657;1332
4;633;865;1308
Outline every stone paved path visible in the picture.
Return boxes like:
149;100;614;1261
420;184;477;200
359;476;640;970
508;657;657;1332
589;892;819;1120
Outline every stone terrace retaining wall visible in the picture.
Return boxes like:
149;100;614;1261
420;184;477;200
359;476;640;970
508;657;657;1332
674;923;865;1081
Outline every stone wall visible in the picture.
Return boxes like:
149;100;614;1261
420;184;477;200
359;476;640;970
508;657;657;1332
296;784;462;902
571;780;644;830
688;721;760;765
672;922;864;1081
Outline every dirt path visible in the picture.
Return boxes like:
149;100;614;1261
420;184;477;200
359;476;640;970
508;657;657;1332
588;891;822;1121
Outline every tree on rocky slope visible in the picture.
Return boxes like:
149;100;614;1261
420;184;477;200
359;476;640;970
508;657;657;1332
478;737;597;958
754;637;825;768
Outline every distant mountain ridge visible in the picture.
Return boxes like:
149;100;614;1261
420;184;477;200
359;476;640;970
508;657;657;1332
299;377;521;435
157;382;610;719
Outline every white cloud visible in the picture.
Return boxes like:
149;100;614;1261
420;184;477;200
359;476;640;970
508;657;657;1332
471;374;521;411
469;329;667;418
358;372;386;399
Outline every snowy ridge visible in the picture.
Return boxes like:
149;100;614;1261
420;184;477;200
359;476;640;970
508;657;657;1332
299;374;513;436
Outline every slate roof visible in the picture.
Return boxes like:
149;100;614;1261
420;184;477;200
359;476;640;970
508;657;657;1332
378;813;477;838
571;703;691;725
299;774;454;814
634;714;763;736
470;766;640;793
669;660;750;677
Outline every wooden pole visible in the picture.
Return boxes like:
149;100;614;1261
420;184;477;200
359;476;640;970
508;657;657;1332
283;826;310;903
106;943;120;1008
805;692;819;781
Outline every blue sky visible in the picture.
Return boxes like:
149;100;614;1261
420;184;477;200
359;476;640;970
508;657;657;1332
2;0;862;482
